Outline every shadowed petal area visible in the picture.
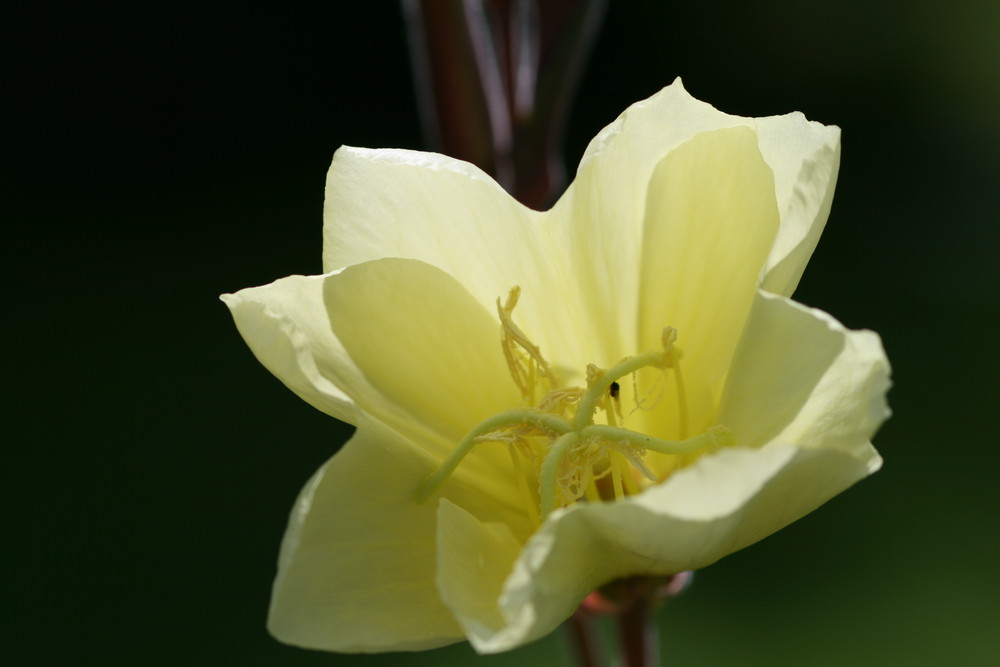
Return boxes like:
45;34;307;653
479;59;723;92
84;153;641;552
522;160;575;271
636;126;780;440
719;291;890;455
718;291;846;446
768;330;890;460
323;257;527;505
324;257;518;444
467;443;875;653
269;413;523;652
436;499;524;647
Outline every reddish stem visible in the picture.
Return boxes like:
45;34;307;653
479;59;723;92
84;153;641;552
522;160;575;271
570;575;682;667
402;0;606;209
566;609;605;667
616;582;660;667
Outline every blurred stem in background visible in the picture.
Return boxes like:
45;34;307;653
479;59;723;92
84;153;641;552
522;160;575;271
573;575;691;667
402;0;606;209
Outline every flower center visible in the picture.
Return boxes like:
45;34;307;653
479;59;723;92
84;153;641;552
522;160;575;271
416;287;734;523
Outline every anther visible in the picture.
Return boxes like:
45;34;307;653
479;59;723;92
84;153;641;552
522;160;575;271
538;431;582;519
498;287;559;403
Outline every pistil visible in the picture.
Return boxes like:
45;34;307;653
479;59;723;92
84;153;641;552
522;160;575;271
415;408;572;503
537;425;733;519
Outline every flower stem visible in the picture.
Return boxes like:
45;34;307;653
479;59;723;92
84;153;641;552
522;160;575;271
566;610;604;667
616;583;660;667
568;576;677;667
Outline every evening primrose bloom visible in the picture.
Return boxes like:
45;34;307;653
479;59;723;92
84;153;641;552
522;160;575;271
222;80;890;654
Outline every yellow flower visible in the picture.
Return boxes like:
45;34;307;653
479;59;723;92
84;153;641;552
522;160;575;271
222;80;890;654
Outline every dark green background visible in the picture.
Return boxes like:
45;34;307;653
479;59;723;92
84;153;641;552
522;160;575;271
10;1;999;664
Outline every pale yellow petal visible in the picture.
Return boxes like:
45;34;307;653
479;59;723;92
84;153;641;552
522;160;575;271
224;260;531;513
756;114;842;296
636;126;780;439
269;413;531;652
324;257;518;444
221;274;359;424
549;79;755;361
321;146;596;376
765;316;890;461
323;257;529;508
719;291;844;446
435;499;523;650
268;415;460;652
322;147;533;281
554;80;840;357
472;443;874;653
221;267;498;449
719;291;891;461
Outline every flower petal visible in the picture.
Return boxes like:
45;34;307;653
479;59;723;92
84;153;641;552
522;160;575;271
719;290;891;454
221;274;359;423
224;259;529;506
558;79;840;356
552;79;752;364
322;147;534;287
323;257;529;505
321;147;597;370
469;442;875;653
323;257;519;446
267;414;462;652
558;80;754;358
636;125;780;437
435;499;523;647
269;413;528;652
755;114;841;296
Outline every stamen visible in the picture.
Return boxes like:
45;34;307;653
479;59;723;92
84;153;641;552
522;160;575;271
538;387;585;417
674;357;689;440
508;447;540;527
619;456;642;495
605;394;618;428
572;331;677;431
631;367;668;414
610;452;625;500
615;444;658;482
498;287;559;403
